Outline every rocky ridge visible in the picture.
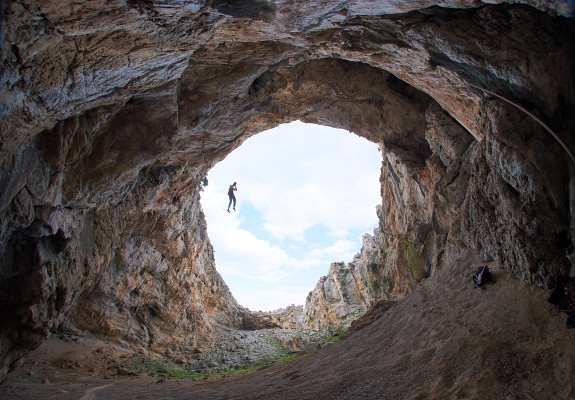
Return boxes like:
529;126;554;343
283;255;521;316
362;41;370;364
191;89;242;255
301;229;392;329
261;227;412;331
254;305;305;330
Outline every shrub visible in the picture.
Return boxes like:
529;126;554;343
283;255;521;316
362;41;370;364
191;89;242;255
402;237;424;280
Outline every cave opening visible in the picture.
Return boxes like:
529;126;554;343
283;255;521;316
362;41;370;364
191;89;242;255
1;1;575;393
201;121;382;311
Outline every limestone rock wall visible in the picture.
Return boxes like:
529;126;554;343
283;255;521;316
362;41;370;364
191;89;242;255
69;187;244;356
257;305;305;330
303;261;370;330
2;0;574;381
0;153;247;367
303;98;572;329
301;228;412;330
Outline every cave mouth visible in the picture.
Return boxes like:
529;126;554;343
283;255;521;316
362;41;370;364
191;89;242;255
1;0;574;387
201;121;382;311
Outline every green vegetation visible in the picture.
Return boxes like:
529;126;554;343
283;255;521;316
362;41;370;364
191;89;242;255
128;312;371;382
209;353;297;377
383;259;393;275
359;29;382;50
264;336;285;356
402;237;424;280
321;328;348;345
129;358;178;376
320;311;364;346
128;353;299;380
354;310;366;320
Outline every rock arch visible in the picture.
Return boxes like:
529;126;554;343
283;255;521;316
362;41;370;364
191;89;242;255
1;0;574;381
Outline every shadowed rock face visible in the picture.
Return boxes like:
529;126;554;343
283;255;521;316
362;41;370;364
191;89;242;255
1;0;574;381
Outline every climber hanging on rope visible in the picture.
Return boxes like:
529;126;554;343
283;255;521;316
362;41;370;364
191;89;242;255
227;182;237;212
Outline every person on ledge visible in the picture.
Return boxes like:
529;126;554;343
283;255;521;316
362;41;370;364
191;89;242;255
227;182;237;212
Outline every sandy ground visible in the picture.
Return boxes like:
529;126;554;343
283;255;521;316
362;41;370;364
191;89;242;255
1;253;574;399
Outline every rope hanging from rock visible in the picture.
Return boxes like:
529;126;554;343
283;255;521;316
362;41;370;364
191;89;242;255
468;83;575;165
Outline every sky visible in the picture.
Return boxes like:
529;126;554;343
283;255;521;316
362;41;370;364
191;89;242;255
200;121;382;312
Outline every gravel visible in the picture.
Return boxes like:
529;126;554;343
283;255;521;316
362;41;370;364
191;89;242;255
188;328;331;374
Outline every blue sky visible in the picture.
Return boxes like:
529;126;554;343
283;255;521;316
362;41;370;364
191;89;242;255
201;121;382;311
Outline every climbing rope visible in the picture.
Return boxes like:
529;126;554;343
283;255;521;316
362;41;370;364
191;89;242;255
235;136;252;178
467;83;575;165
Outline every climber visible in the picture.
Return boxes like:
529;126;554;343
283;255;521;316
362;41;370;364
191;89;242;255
227;182;237;212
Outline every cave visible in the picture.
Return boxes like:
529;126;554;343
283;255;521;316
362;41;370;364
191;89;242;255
1;0;575;398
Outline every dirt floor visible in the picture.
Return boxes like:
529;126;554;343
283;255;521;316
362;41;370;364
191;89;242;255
1;254;574;399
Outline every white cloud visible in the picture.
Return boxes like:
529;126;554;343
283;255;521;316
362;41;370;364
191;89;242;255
201;121;381;310
201;189;293;283
234;125;381;241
